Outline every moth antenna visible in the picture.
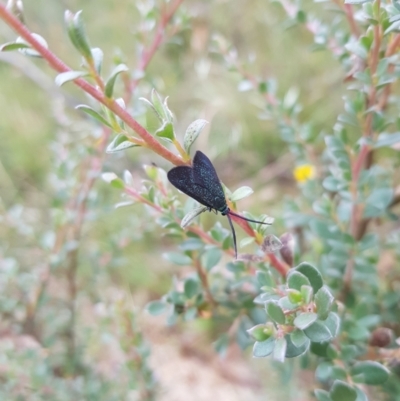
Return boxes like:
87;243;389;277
226;213;237;259
228;210;271;225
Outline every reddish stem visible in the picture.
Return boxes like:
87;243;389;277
343;4;360;37
230;213;289;276
0;4;187;167
125;0;185;100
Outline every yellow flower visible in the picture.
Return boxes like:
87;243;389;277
293;164;316;183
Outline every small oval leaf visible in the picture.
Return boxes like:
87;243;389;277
294;262;323;293
304;320;333;342
65;10;93;60
330;380;357;401
183;119;208;154
55;70;89;87
294;312;318;330
230;186;254;202
155;121;175;142
92;47;104;74
75;104;112;128
266;301;286;324
285;334;310;358
273;337;287;363
16;33;48;57
0;42;30;52
181;206;209;228
350;361;390;385
105;64;129;98
106;134;140;153
146;300;168;316
315;286;334;320
253;338;275;358
184;278;200;298
287;271;311;290
163;252;192;266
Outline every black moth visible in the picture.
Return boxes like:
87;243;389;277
167;151;271;258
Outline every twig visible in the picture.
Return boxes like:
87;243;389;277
0;4;187;167
193;257;217;308
124;0;185;101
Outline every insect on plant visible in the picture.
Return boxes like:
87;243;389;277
168;151;274;258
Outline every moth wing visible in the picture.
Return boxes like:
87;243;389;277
192;151;226;211
167;166;214;208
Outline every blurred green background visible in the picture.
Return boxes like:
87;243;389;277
0;0;345;399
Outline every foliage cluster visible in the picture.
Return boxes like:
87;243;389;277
0;0;400;400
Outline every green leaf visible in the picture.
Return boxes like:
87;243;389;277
273;337;287;362
287;289;303;304
304;320;332;342
316;361;334;382
365;187;393;211
287;271;311;290
55;71;89;86
323;176;341;192
230;186;254;202
324;312;340;338
179;238;204;251
163;97;174;122
279;296;297;311
315;286;334;319
291;329;308;347
344;0;371;3
239;236;255;248
106;134;140;153
156;121;175;142
247;323;273;342
325;135;345;151
256;271;273;287
91;47;104;74
300;285;313;304
314;389;332;401
311;342;330;357
345;41;368;59
0;42;30;51
105;64;129;98
285;334;309;358
181;206;209;228
384;20;400;36
146;300;167;316
201;247;222;271
65;10;93;60
330;380;357;401
139;97;161;121
163;252;192;266
350;361;390;385
184;278;200;298
294;312;318;330
14;33;48;57
253;337;275;358
75;104;112;128
266;301;286;324
183;119;208;154
101;172;124;189
294;262;323;293
355;388;368;401
151;89;167;121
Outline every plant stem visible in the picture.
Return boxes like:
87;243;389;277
124;0;185;102
0;4;187;167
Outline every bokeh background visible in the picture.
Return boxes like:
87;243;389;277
0;0;345;399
